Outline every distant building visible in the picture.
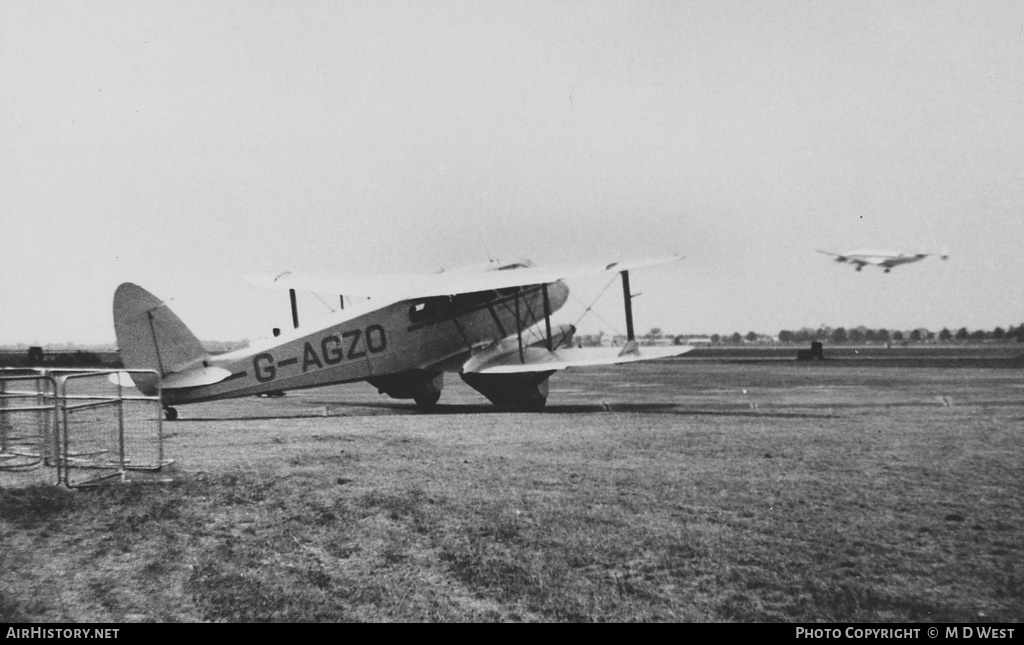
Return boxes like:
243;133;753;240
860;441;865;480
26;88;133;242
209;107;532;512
676;336;712;345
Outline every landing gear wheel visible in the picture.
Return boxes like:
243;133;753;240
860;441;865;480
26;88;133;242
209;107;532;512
164;407;178;421
413;391;441;410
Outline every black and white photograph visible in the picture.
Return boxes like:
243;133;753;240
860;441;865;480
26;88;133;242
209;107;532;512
1;0;1022;624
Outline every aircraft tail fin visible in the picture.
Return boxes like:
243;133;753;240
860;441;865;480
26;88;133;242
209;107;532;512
113;283;209;394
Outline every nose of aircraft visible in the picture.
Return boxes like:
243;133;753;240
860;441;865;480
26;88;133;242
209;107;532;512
546;280;570;315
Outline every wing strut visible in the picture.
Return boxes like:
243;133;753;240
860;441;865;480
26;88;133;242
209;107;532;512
620;270;635;342
542;284;553;350
514;290;524;362
289;289;299;328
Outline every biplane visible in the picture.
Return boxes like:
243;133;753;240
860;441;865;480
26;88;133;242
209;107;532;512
816;248;949;273
113;257;693;419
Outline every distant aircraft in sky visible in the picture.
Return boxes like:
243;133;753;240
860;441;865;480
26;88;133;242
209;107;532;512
113;257;692;419
816;248;949;273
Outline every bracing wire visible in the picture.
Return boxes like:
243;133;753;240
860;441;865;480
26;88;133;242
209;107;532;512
311;292;336;313
491;289;548;347
568;274;624;336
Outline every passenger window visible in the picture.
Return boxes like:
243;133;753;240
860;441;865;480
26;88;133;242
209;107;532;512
409;300;437;323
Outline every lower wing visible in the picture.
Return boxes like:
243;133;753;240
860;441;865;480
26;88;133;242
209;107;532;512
463;343;694;375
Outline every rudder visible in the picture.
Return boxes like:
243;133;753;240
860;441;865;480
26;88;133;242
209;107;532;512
113;283;208;395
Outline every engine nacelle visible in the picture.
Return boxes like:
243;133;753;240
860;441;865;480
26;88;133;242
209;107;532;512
460;371;553;410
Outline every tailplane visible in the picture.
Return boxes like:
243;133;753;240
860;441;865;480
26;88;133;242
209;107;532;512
112;283;209;395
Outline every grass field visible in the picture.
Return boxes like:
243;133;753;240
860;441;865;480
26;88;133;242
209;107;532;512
1;348;1022;622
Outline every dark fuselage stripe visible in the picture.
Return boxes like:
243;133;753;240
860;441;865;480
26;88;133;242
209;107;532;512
405;286;545;332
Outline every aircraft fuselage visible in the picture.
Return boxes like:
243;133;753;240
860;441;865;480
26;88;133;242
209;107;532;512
161;282;569;405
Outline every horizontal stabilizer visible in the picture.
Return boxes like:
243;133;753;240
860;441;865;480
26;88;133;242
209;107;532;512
160;366;233;390
107;372;137;388
464;344;694;375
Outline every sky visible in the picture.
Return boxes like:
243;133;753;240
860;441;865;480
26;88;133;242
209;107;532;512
2;0;1023;346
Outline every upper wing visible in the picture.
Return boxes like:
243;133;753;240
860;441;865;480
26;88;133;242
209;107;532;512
816;249;849;262
245;256;683;300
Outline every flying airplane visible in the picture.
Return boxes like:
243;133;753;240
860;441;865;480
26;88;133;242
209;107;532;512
113;257;693;419
816;248;949;273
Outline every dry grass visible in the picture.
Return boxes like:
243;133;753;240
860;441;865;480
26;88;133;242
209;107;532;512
1;353;1022;622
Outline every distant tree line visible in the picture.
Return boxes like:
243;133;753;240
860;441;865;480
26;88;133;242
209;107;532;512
551;324;1024;347
0;348;122;368
714;324;1024;344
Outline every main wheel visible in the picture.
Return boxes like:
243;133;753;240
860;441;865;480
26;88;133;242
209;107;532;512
413;391;442;410
164;407;178;421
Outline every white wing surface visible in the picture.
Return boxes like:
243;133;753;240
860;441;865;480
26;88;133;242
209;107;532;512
245;256;683;300
462;344;695;375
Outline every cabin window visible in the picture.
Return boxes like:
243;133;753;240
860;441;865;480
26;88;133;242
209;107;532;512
409;300;440;323
451;291;493;309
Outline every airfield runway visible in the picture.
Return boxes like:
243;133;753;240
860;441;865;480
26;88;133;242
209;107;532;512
1;349;1022;621
168;350;1023;472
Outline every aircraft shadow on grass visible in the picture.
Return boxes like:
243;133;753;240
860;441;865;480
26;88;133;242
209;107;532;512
168;401;677;421
168;401;836;421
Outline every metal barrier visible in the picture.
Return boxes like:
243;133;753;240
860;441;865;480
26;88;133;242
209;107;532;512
0;372;60;485
0;368;170;487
